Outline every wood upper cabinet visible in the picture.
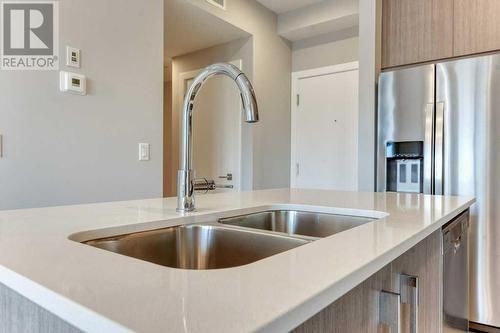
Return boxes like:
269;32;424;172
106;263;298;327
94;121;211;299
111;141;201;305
454;0;500;56
382;0;454;68
382;0;500;68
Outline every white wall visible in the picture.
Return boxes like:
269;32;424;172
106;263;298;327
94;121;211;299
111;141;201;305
292;34;359;72
357;0;381;191
186;0;292;190
0;0;164;210
163;81;173;197
167;37;254;196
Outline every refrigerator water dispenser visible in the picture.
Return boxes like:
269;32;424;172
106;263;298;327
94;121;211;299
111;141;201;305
386;141;423;193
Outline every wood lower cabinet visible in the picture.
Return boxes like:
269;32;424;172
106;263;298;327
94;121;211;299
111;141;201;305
454;0;500;57
292;265;393;333
0;282;81;333
293;230;442;333
381;0;454;68
391;230;442;332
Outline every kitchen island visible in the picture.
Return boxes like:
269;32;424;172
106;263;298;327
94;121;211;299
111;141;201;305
0;189;474;332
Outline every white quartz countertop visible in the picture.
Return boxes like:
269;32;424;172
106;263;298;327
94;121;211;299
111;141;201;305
0;189;474;333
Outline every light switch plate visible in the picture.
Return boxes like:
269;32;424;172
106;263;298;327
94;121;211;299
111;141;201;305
66;46;81;68
139;143;150;161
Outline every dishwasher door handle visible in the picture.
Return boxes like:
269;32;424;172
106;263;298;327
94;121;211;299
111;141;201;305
452;234;463;252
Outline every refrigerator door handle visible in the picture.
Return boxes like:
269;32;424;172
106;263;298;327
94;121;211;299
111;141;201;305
423;103;434;194
435;102;445;195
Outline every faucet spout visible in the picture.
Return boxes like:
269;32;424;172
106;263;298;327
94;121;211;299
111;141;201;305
177;63;259;212
235;74;259;123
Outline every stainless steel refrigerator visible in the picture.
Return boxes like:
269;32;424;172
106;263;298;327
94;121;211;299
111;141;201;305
377;54;500;332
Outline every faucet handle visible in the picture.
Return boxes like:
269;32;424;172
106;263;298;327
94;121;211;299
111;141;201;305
192;178;234;193
215;184;234;189
193;178;216;193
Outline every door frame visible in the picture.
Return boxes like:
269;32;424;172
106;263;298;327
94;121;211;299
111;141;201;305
178;59;243;191
290;61;359;187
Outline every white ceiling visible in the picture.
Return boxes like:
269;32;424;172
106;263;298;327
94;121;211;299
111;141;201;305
256;0;324;14
276;0;359;43
164;0;250;59
281;14;358;42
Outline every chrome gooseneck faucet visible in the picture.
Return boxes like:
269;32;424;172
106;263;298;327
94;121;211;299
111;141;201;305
177;63;259;212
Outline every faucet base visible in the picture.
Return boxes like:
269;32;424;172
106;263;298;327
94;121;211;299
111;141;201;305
176;207;196;213
177;169;195;212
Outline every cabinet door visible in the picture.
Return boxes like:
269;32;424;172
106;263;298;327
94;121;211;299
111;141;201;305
292;230;443;333
454;0;500;56
292;265;393;333
391;230;442;333
382;0;454;68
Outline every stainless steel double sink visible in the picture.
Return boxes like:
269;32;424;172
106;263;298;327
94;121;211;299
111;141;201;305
82;210;375;270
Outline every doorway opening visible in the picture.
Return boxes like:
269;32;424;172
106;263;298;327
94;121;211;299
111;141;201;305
163;0;253;197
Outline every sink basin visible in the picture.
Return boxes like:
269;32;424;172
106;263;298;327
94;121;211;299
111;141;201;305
83;224;308;270
219;210;374;238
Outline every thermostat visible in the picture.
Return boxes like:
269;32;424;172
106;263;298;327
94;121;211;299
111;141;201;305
60;71;86;95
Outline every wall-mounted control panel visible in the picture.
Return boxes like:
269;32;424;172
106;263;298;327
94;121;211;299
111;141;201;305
66;46;81;68
60;71;86;95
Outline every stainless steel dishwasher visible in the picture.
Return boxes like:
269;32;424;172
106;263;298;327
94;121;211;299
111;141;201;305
443;210;469;332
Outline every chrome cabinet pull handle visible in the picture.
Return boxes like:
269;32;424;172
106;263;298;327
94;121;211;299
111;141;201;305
380;290;401;333
400;274;419;333
379;275;419;333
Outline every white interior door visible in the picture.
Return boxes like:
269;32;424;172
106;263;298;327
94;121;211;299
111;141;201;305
292;64;359;191
181;60;242;192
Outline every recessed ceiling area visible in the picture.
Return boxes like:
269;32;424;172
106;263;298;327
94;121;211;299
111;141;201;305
265;0;359;44
164;0;250;59
256;0;324;14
